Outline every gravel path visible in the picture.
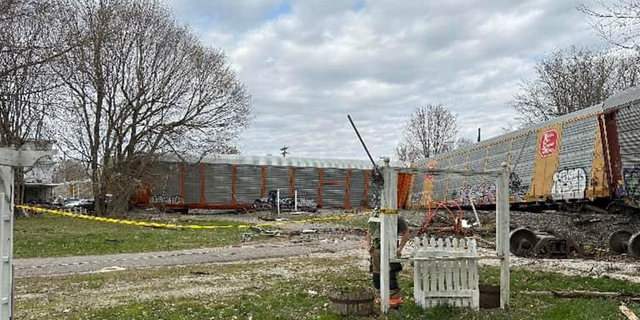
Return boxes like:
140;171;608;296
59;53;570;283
15;238;364;278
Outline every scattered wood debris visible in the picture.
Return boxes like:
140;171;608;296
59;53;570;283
620;304;639;320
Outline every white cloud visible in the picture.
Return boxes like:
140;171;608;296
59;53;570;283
164;0;611;160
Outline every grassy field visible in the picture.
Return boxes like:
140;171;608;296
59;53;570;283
14;212;262;258
15;254;640;320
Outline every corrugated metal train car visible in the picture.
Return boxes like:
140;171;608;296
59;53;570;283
133;85;640;212
408;86;640;211
132;155;379;211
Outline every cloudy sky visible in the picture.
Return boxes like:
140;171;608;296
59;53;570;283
164;0;607;160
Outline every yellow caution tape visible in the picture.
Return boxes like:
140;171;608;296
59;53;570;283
17;205;371;230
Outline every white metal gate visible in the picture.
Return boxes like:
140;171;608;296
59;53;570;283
412;237;479;309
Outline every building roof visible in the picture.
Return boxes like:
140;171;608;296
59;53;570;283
24;183;58;187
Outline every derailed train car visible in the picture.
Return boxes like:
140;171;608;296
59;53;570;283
133;85;640;212
132;155;380;211
408;86;640;211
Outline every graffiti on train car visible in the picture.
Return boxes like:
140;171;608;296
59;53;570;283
252;190;318;211
623;168;640;205
298;198;319;208
454;173;530;205
551;168;587;197
151;195;182;204
410;191;427;205
509;172;527;201
456;182;497;205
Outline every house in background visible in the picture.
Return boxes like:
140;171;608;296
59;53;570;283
23;157;57;204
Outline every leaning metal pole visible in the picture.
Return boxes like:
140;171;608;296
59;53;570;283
347;115;382;178
347;115;395;312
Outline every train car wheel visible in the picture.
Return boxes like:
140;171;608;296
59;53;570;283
510;227;538;257
628;231;640;259
607;230;632;254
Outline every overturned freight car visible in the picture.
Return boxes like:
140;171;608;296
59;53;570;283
132;155;385;212
410;86;640;211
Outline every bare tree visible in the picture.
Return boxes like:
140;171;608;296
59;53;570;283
455;137;474;149
0;1;60;147
0;1;71;80
219;145;241;155
511;46;640;125
577;1;640;91
52;158;88;183
395;104;458;165
0;0;69;207
54;0;252;214
578;1;640;49
501;121;519;133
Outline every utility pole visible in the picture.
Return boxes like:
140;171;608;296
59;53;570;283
280;146;289;157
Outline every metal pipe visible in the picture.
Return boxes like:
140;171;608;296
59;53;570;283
391;167;504;176
347;115;382;178
469;196;481;227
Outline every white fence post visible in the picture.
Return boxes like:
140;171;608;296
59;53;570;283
413;237;421;307
380;166;397;314
0;167;13;320
496;164;510;309
294;190;298;212
0;144;55;320
276;189;280;214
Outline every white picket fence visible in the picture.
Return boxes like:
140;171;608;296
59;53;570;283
412;237;479;309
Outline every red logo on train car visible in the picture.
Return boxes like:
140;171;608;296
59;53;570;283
539;129;559;158
425;161;436;181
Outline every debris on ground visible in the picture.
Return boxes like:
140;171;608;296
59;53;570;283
620;305;639;320
523;290;640;302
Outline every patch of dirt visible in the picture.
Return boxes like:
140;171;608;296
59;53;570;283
14;247;368;320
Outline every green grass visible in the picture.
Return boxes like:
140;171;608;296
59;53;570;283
14;212;261;258
19;257;639;320
13;212;640;319
85;269;640;320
